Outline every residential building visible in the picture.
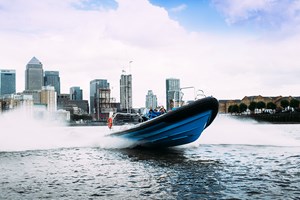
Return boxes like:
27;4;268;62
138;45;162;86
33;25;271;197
0;69;16;95
0;93;33;113
120;74;132;112
145;90;157;109
218;95;300;113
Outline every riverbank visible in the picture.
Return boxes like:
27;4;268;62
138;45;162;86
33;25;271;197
232;112;300;124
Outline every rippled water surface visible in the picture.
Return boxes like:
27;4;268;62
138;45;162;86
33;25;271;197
1;114;299;199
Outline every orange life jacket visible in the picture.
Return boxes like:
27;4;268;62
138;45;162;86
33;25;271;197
107;117;113;129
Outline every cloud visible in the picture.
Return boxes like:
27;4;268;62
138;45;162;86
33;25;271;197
170;4;187;13
103;0;185;48
0;0;300;108
212;0;300;32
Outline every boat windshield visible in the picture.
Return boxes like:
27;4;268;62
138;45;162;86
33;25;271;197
112;113;142;125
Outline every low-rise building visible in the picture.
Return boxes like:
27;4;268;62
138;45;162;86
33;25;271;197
219;95;300;113
0;93;34;113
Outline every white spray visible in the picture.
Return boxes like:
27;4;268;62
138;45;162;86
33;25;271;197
0;108;134;152
196;114;300;147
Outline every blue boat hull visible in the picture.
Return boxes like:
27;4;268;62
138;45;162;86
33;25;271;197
110;97;219;148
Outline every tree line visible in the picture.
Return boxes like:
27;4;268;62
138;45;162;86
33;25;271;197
228;99;300;114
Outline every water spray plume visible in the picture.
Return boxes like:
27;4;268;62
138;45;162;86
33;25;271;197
0;108;134;152
197;115;300;147
1;109;299;152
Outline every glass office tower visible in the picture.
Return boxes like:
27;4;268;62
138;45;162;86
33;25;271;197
0;69;16;95
44;71;60;95
25;57;43;91
90;79;110;114
70;86;83;100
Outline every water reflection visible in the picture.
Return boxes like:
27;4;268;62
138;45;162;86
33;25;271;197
118;148;187;162
116;147;225;199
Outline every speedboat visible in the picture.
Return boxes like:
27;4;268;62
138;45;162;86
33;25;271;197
109;96;219;148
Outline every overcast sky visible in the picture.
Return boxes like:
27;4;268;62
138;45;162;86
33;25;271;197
0;0;299;107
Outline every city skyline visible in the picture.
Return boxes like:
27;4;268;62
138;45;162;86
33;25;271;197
0;0;300;107
1;56;166;111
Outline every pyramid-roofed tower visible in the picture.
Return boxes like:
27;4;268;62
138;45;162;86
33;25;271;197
26;57;42;68
25;56;44;90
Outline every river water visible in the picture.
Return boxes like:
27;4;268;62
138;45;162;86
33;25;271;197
0;111;299;199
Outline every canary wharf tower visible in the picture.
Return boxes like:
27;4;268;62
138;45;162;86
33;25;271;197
25;57;44;90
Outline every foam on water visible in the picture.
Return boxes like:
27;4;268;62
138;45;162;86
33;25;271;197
1;109;299;152
0;108;135;152
193;114;300;147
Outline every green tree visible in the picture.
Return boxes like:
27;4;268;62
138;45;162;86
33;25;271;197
257;101;266;111
248;101;257;114
290;99;300;109
228;105;233;114
267;102;276;110
239;103;248;113
231;104;239;114
280;99;290;109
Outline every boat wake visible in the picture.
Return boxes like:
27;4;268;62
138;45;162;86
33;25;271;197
1;109;299;152
187;115;300;148
0;109;135;152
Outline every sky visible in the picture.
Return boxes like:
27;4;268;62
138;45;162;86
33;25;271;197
0;0;300;107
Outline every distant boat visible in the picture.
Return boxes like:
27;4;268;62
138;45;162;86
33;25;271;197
109;96;219;148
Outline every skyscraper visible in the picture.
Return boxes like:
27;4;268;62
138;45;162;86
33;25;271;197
120;74;132;112
90;79;110;114
25;57;43;91
145;90;157;109
44;71;60;95
70;86;83;100
0;69;16;95
166;78;180;110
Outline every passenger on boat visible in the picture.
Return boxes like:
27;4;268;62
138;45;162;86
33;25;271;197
107;117;113;129
159;106;166;114
148;108;161;119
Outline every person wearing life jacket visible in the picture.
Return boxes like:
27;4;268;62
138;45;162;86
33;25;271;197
107;112;113;129
107;117;113;129
159;106;166;114
148;108;161;120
